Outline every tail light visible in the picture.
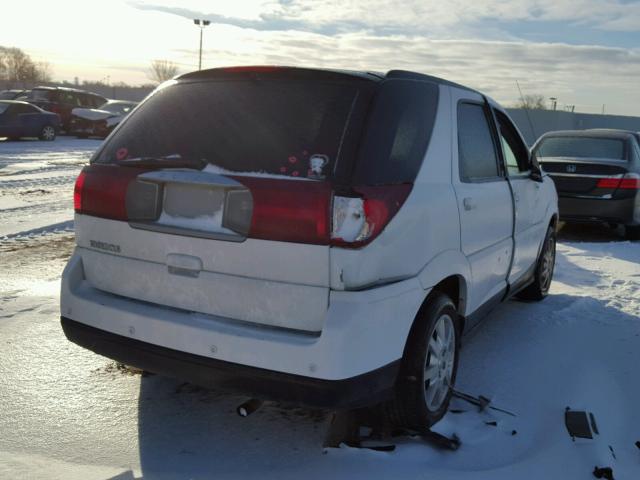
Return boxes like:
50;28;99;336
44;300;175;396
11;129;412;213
230;177;332;244
74;165;412;248
597;173;640;190
73;165;146;220
331;185;412;247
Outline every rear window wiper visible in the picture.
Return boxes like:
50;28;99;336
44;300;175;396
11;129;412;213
116;155;206;170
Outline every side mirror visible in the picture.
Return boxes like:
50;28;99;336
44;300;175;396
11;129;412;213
529;151;544;182
529;168;543;182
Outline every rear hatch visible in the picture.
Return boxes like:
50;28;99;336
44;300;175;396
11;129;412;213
536;136;634;198
74;68;376;333
73;68;438;333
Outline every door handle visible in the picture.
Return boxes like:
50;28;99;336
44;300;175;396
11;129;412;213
463;197;476;211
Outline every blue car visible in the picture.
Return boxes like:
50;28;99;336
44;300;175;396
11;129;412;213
0;100;60;141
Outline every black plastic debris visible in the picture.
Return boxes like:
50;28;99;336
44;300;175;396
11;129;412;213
635;440;640;450
589;413;599;435
417;429;461;451
608;445;616;460
565;408;596;440
593;466;614;480
484;421;498;427
452;389;516;417
354;439;396;452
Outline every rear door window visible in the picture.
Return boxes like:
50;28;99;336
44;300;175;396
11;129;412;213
95;78;369;181
536;137;626;160
457;103;500;181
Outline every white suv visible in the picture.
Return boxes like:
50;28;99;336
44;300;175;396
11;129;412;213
61;67;558;429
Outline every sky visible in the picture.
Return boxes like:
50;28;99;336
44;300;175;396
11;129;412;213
1;0;640;115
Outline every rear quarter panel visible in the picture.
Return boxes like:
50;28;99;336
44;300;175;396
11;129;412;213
330;84;469;298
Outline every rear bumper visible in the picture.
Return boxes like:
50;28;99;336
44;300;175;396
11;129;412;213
60;251;427;406
61;316;399;409
558;195;639;225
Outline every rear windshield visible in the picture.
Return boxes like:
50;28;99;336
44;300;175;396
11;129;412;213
95;79;365;181
95;74;440;185
536;136;626;160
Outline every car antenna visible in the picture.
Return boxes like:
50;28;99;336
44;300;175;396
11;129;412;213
515;80;538;143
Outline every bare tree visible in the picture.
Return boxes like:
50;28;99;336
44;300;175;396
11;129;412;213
513;94;547;110
0;46;51;85
148;60;179;84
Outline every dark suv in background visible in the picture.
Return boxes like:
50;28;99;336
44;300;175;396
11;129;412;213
534;129;640;239
23;87;106;132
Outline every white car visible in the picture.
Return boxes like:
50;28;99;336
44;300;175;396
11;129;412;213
61;67;558;429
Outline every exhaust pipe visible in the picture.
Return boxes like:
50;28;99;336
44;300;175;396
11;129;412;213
237;398;264;417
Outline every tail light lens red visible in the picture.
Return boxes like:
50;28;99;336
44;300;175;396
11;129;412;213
73;165;146;220
230;177;332;244
597;173;640;190
74;165;411;248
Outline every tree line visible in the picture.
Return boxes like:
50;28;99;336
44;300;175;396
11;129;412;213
0;46;51;85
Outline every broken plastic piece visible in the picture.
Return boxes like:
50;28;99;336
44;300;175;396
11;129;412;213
420;430;461;451
484;421;498;427
635;441;640;450
589;413;599;435
237;398;264;417
565;409;594;440
452;389;516;417
511;430;517;436
355;439;396;452
592;466;614;480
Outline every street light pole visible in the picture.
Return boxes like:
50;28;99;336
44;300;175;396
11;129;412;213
193;19;211;71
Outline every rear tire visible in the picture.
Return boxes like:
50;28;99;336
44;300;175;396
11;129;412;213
517;225;556;301
625;225;640;241
39;125;56;141
383;292;460;430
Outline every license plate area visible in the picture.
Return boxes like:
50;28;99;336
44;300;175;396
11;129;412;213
127;170;253;241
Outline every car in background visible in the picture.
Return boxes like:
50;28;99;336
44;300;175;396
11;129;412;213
0;89;30;100
0;100;60;140
533;129;640;239
22;86;106;132
69;100;138;138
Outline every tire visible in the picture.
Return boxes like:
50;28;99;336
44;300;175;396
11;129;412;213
517;225;556;301
625;225;640;241
39;125;56;141
383;292;461;430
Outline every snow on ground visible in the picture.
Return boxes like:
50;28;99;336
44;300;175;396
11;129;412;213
0;141;639;479
0;137;100;240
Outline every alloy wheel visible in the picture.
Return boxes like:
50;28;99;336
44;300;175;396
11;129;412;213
540;235;555;291
424;313;456;411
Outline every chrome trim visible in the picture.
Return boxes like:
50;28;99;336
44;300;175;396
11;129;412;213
547;173;623;179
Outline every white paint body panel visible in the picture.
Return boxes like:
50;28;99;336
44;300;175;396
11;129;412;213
75;214;330;332
61;252;427;380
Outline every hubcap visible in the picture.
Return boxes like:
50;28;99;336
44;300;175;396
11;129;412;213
42;126;55;140
424;314;456;411
539;235;555;291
